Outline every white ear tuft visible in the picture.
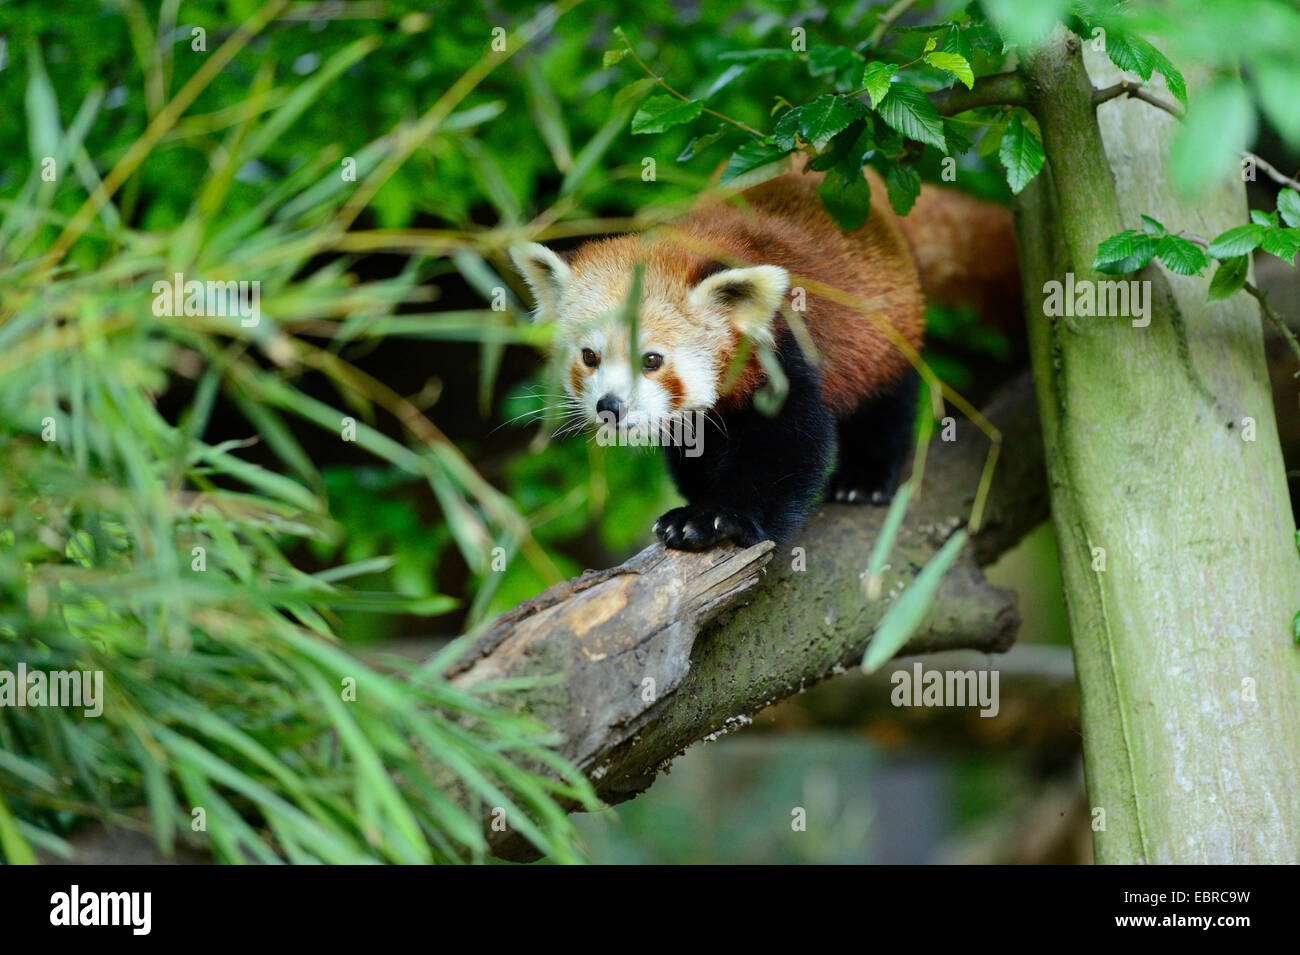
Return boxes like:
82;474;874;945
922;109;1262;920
509;242;571;320
688;265;789;341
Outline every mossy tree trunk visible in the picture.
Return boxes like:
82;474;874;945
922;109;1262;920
1016;28;1300;863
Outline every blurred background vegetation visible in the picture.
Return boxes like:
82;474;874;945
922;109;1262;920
0;0;1295;863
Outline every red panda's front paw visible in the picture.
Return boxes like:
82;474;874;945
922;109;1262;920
653;506;764;551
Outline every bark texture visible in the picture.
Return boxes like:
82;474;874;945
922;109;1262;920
1017;29;1300;863
449;374;1047;853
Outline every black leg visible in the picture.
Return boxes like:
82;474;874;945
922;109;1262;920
825;366;919;505
658;335;833;550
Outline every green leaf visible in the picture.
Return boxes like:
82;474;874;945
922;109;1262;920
864;483;913;598
792;94;868;149
885;162;922;216
979;0;1067;47
522;58;573;173
1293;609;1300;644
704;64;749;99
941;23;974;62
1252;60;1300;147
1251;209;1279;227
1093;230;1158;273
1105;34;1155;80
978;122;1005;158
807;44;864;92
0;792;37;865
861;62;898;109
772;108;803;150
818;169;873;231
1140;215;1167;236
560;79;653;196
24;42;62;163
862;530;969;674
1207;224;1267;258
1207;255;1249;301
943;120;973;156
998;114;1044;195
809;119;872;174
1155;235;1208;275
876;81;947;153
677;128;727;162
1260;229;1300;266
602;48;628;68
719;140;791;184
1278;189;1300;229
631;94;704;134
1147;44;1188;107
925;51;974;89
1171;80;1255;195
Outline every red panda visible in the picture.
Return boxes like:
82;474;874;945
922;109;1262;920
510;167;1018;551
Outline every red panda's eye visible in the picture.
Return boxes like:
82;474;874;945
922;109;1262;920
642;352;663;372
581;348;600;368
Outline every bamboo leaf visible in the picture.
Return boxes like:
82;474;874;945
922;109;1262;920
864;482;913;599
862;530;969;674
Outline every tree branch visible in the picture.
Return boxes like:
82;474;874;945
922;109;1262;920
1092;78;1184;117
1092;79;1300;192
448;372;1049;858
1243;152;1300;193
930;72;1031;116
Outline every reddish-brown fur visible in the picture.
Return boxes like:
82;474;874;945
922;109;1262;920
565;168;1017;416
902;185;1021;333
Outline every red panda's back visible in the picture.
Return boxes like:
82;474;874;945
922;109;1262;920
679;170;926;415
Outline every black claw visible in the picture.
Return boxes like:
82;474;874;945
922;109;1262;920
654;506;763;551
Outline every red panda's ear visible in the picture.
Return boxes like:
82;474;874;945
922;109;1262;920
688;265;789;342
509;243;571;321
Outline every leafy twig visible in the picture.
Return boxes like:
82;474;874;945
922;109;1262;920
1178;234;1300;374
617;30;765;140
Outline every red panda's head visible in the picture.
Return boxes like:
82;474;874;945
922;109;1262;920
509;237;788;430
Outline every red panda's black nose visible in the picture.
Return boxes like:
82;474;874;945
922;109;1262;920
596;394;624;422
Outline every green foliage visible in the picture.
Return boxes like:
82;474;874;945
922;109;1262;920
1207;256;1249;301
862;530;970;674
1092;229;1159;273
1094;191;1300;302
997;113;1045;195
0;0;629;864
631;95;705;135
608;4;1021;228
1101;33;1188;106
877;81;950;154
4;0;1296;864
